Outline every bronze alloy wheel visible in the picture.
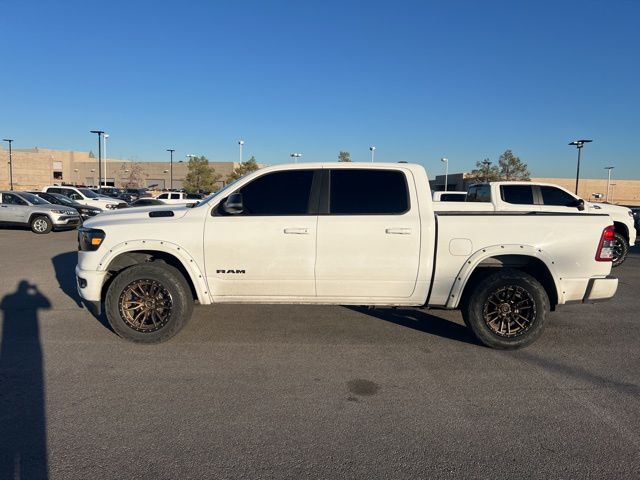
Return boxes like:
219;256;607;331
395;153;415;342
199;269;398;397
118;279;173;333
482;285;537;338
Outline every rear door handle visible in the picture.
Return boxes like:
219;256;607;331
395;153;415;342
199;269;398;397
385;228;412;235
284;228;309;235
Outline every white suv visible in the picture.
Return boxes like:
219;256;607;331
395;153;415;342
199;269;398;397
42;186;127;210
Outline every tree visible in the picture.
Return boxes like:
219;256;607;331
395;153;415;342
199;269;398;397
498;149;530;180
183;156;222;193
227;156;260;182
338;151;351;162
468;159;501;183
119;162;148;188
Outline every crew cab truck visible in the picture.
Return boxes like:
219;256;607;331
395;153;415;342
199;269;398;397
435;182;636;267
76;163;619;349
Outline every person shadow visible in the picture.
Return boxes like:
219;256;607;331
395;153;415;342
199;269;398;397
0;281;51;480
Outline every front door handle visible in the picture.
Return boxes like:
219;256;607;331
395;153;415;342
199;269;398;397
385;228;412;235
284;228;309;235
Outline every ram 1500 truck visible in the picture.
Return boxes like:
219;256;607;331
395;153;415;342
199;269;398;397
434;182;636;267
75;163;619;349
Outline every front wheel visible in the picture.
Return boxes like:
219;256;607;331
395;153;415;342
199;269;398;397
462;269;549;349
31;215;52;234
105;262;194;343
612;232;629;267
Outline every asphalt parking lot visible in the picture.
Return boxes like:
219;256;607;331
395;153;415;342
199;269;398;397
0;228;638;479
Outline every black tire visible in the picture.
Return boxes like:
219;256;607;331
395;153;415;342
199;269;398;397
461;269;549;349
105;262;194;343
30;215;52;234
612;232;629;268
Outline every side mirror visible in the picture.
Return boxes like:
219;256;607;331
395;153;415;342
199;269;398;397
223;193;244;214
576;199;585;211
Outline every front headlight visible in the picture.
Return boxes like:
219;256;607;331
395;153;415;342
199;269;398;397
78;227;106;251
105;204;118;210
51;209;77;215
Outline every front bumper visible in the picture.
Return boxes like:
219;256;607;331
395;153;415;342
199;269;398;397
53;215;81;227
75;265;108;304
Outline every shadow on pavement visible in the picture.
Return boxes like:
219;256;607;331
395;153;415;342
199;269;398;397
0;281;50;479
349;306;480;346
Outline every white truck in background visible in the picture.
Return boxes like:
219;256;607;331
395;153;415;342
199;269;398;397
434;182;636;266
75;163;618;349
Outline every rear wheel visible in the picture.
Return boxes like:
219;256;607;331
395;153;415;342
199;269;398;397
612;232;629;267
462;269;549;349
30;215;52;234
105;262;193;343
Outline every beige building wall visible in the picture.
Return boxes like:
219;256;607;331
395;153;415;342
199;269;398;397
0;146;238;191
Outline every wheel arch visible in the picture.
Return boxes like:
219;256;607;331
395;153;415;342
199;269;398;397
28;212;52;224
613;221;629;241
98;242;211;305
448;246;560;310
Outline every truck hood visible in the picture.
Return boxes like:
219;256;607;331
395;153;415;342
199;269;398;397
586;202;632;217
82;205;191;228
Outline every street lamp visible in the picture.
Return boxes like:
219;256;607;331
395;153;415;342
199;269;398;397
166;149;175;190
369;146;376;162
441;157;449;191
2;138;13;190
90;130;105;187
569;139;593;194
238;139;245;163
290;152;302;163
604;166;614;202
103;133;109;186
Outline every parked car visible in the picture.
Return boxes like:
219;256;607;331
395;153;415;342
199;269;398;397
96;187;123;198
129;198;166;207
76;163;618;349
436;182;636;267
155;191;199;205
30;191;102;221
124;188;152;202
1;191;80;233
433;191;467;202
42;186;127;210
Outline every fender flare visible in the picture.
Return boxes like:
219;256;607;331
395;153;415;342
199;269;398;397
95;239;212;305
446;244;562;308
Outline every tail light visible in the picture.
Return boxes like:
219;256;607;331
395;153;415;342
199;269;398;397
595;225;615;262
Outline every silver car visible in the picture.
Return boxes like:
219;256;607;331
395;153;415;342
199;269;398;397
0;191;81;234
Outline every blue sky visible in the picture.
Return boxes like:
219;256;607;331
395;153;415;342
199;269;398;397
1;0;638;179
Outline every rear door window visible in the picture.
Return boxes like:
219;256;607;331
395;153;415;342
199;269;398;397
500;185;534;204
467;185;491;202
329;169;409;215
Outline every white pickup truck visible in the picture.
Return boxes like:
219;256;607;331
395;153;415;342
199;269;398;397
75;163;618;349
434;182;636;267
155;191;201;205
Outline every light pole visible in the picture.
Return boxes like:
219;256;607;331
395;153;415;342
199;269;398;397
90;130;105;187
103;133;109;186
166;149;175;190
370;146;376;162
604;166;614;202
290;152;302;163
238;139;245;163
2;138;13;190
569;139;593;194
610;183;616;204
441;157;449;191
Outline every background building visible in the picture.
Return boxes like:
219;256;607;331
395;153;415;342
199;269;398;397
0;146;236;191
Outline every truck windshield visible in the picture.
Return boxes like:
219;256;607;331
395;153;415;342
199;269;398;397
79;188;99;199
192;178;243;208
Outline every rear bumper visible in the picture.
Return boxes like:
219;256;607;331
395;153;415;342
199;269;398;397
583;276;618;303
